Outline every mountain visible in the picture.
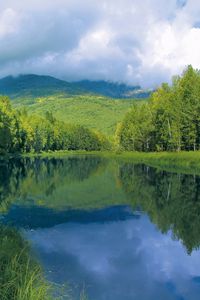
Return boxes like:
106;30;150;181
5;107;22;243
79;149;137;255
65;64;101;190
0;74;149;135
71;80;151;99
0;74;151;99
0;75;74;99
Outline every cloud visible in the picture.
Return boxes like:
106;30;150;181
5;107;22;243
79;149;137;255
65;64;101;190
0;0;199;87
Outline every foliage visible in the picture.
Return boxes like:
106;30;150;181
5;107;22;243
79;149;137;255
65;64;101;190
0;97;111;154
110;151;200;175
13;94;138;136
0;226;50;300
117;65;200;151
117;103;154;151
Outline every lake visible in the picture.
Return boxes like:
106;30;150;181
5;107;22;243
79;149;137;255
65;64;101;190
1;155;200;300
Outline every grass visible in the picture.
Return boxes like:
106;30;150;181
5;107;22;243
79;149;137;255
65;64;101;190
13;94;141;136
0;226;51;300
0;225;90;300
21;150;200;175
115;151;200;174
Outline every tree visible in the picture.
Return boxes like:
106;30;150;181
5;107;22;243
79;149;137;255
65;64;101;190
117;65;200;152
117;103;154;151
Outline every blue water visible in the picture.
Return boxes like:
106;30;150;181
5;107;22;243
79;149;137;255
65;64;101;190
1;157;200;299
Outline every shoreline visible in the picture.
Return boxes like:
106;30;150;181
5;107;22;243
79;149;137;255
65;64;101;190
12;150;200;175
1;150;200;175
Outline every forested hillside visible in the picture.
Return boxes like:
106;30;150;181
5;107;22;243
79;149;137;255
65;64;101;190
0;75;145;136
13;95;137;136
0;96;110;155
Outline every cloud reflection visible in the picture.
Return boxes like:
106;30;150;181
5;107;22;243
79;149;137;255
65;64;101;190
24;213;200;300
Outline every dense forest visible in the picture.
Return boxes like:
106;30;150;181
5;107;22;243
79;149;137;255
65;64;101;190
0;96;110;155
117;65;200;152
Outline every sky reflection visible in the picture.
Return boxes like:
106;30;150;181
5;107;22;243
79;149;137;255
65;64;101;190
24;211;200;300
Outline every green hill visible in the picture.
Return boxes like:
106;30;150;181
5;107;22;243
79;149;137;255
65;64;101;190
0;74;149;136
14;94;139;136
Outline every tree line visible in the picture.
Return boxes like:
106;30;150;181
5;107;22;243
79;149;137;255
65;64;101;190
0;96;110;155
2;65;200;154
117;65;200;151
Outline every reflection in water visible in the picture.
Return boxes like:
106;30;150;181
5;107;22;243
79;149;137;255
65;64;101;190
3;205;135;229
1;157;200;299
0;156;106;212
119;163;200;254
24;212;200;300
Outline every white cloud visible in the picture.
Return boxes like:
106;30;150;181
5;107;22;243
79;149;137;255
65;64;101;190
0;0;199;87
0;8;20;38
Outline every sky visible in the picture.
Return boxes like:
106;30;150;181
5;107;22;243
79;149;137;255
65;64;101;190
0;0;199;88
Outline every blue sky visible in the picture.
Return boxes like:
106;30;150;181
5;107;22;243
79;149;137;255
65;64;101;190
0;0;199;87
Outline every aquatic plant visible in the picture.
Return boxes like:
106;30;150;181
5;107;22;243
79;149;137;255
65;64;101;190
0;226;51;300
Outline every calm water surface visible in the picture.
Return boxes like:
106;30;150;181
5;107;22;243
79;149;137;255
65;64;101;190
1;156;200;300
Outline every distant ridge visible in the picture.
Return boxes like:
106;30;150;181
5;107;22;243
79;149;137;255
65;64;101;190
0;74;151;99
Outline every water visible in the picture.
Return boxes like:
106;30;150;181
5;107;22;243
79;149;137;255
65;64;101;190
1;156;200;300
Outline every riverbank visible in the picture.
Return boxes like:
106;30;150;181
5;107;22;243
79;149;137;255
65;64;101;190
19;150;200;175
0;226;51;300
0;225;89;300
1;150;200;174
114;151;200;174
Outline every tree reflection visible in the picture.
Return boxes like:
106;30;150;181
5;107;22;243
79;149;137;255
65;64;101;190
119;163;200;254
0;156;104;213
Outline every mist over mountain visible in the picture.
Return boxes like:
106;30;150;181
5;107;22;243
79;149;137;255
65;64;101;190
0;74;151;99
